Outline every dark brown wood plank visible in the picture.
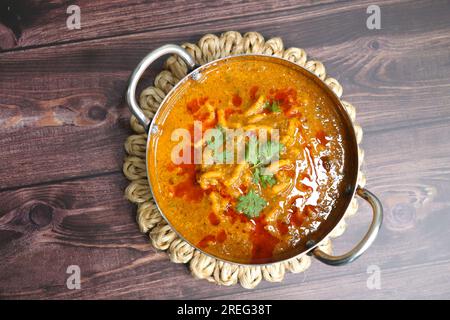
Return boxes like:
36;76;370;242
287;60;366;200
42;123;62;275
210;259;450;299
0;0;335;52
1;0;449;190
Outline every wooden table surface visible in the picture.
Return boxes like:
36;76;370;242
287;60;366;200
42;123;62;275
1;0;449;300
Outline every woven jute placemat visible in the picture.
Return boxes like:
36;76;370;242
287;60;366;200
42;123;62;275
123;31;365;289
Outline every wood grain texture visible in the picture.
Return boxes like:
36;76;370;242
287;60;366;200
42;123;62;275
0;0;333;51
0;0;449;299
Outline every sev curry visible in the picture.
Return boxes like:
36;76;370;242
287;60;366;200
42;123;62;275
148;57;348;264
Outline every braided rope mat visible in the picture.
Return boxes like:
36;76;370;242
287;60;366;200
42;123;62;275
123;31;366;289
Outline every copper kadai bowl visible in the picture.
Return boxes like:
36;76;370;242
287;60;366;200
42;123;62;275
126;44;383;266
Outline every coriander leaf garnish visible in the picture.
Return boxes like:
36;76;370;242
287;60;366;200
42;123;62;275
246;139;283;188
206;124;226;147
258;141;284;165
245;136;259;165
206;139;215;147
236;189;267;218
252;167;277;188
206;125;234;163
213;149;234;163
264;100;281;113
245;139;285;167
270;101;281;112
252;167;260;184
261;174;276;188
215;124;226;134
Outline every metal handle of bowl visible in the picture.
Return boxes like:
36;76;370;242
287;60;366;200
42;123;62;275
311;187;383;266
126;44;196;131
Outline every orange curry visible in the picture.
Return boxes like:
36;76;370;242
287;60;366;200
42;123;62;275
148;57;347;264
